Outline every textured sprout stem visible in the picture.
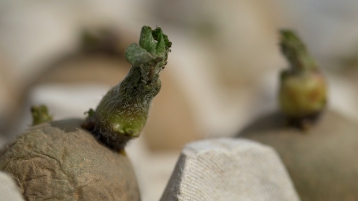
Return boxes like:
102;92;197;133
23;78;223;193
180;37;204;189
82;26;172;150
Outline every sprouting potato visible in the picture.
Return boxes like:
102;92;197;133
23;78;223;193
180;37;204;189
0;25;171;201
239;30;358;201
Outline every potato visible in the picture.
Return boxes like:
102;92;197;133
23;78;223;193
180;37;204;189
239;110;358;201
0;119;140;201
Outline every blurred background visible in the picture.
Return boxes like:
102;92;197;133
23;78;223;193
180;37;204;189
1;0;358;200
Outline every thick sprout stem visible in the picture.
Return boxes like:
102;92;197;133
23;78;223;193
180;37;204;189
82;26;171;150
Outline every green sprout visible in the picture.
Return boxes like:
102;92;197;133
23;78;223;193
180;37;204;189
278;30;328;128
82;26;172;150
31;105;53;126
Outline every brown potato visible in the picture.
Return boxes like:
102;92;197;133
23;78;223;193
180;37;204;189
238;110;358;201
0;119;140;201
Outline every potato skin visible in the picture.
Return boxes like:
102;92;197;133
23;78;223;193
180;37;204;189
0;119;140;201
239;110;358;201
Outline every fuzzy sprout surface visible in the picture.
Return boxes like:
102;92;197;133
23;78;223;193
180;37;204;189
82;26;172;150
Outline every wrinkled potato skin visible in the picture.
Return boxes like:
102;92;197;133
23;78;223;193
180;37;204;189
239;110;358;201
0;119;140;201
